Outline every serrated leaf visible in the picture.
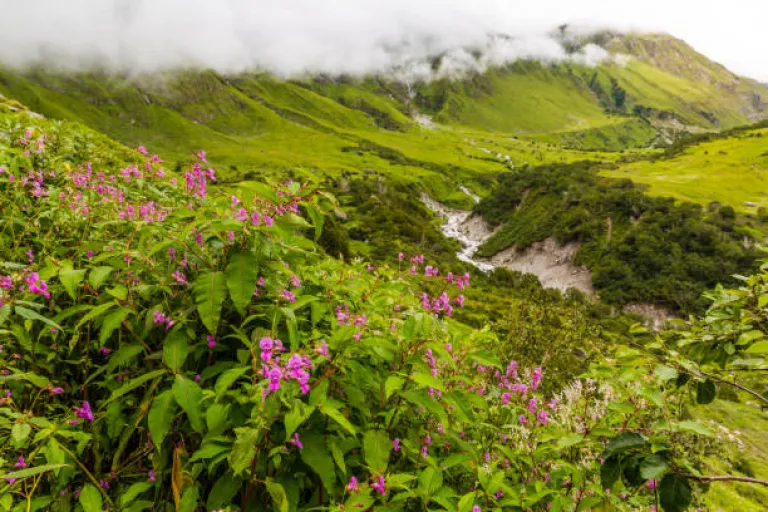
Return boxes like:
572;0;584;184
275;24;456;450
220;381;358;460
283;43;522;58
14;306;61;331
225;250;259;316
173;375;205;433
120;482;153;506
659;474;692;512
215;367;249;398
363;430;390;473
604;432;646;457
104;369;166;406
385;376;404;400
696;380;716;404
180;486;199;512
148;390;176;448
11;422;31;446
78;484;103;512
163;329;188;372
654;365;678;382
265;478;290;512
675;420;713;436
300;433;336;494
640;453;668;480
320;401;357;436
100;308;132;344
89;266;114;290
285;401;313;441
0;463;69;480
59;268;87;299
418;467;443;497
194;271;227;333
745;340;768;354
411;372;445;392
600;456;621;489
229;427;262;475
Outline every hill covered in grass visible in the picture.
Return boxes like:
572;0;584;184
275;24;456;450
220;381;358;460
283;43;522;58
604;122;768;213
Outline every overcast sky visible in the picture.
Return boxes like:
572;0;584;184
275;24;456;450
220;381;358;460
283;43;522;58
0;0;765;81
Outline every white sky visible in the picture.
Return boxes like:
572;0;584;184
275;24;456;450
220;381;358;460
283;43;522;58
0;0;765;81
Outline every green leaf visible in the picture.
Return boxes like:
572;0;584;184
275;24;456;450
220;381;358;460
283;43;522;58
557;433;583;449
14;306;61;331
458;492;478;512
173;375;205;433
162;329;188;372
194;271;227;334
640;453;668;480
207;475;242;510
88;266;114;290
229;427;263;475
0;304;11;326
363;430;390;473
418;467;443;497
225;250;259;316
265;478;290;512
215;367;249;398
0;463;68;480
696;380;717;404
604;432;646;458
745;340;768;354
659;474;692;512
180;486;200;512
100;308;132;344
384;376;404;400
737;330;764;346
654;365;678;382
104;369;166;406
300;433;336;494
320;401;357;436
600;456;621;490
106;344;144;372
411;372;445;392
107;285;128;300
675;420;713;436
120;482;153;506
285;401;313;441
11;423;31;446
330;440;347;476
78;483;103;512
148;390;176;447
59;268;87;299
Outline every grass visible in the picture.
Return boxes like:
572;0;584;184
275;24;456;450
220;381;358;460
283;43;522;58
603;128;768;211
694;398;768;511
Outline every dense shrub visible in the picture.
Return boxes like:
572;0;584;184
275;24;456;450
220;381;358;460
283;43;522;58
474;162;761;313
0;108;761;512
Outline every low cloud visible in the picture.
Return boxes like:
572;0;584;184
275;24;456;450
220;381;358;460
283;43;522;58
0;0;622;79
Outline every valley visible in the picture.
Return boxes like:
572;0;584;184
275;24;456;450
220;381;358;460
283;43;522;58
1;25;768;512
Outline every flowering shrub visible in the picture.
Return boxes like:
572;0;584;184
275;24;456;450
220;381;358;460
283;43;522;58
0;110;759;512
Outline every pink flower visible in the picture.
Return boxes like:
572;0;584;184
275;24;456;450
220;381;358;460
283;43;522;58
148;471;156;482
501;393;510;405
264;215;274;227
473;506;481;512
528;398;537;414
75;401;94;422
647;479;657;490
207;335;216;348
371;475;386;496
14;456;26;468
50;387;64;395
519;414;527;425
314;340;328;358
251;211;260;226
291;432;303;450
346;476;359;493
393;438;400;452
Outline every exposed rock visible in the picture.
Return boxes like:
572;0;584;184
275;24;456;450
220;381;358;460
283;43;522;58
489;239;594;295
623;303;675;329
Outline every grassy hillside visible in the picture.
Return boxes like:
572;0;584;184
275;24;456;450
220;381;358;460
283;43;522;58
604;126;768;212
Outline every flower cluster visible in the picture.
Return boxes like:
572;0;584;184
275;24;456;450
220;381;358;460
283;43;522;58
259;337;314;397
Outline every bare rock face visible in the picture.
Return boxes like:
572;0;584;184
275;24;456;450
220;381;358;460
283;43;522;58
489;238;594;295
623;303;675;329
